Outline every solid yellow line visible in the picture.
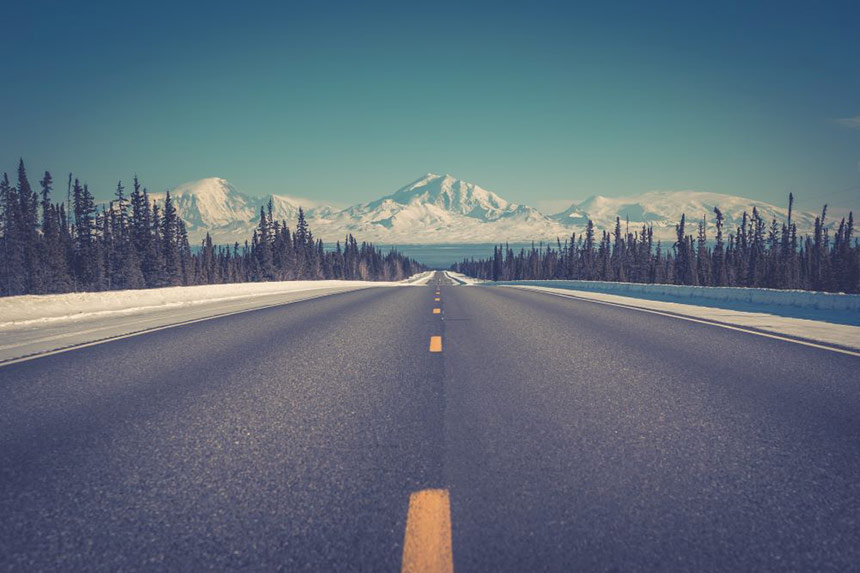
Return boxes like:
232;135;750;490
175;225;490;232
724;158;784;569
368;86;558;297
433;308;441;314
429;336;443;352
401;489;453;573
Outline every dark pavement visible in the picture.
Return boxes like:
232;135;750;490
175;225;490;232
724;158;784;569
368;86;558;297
1;272;858;571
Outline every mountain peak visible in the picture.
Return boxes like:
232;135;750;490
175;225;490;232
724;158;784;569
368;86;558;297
415;172;462;184
159;175;833;246
172;177;236;197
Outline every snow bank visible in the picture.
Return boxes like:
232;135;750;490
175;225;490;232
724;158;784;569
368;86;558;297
504;285;860;353
403;271;435;285
444;271;484;286
490;280;860;313
0;280;404;328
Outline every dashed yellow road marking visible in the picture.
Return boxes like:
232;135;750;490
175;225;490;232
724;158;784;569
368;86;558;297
429;336;443;352
401;489;453;573
433;308;441;314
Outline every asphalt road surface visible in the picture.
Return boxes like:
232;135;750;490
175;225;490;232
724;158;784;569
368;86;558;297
1;272;858;571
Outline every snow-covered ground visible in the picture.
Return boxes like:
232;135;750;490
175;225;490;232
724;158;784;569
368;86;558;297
491;279;860;318
0;277;426;364
504;284;860;354
0;280;408;328
444;271;484;286
403;271;435;285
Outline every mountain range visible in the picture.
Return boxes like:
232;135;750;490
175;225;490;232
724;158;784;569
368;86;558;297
155;173;841;245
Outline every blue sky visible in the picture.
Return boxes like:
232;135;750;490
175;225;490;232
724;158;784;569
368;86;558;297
2;0;858;211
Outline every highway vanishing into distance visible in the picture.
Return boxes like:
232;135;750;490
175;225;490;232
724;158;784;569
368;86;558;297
1;272;858;571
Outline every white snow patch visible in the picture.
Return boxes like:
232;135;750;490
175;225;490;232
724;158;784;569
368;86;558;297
491;280;860;312
404;271;435;285
0;280;409;328
444;271;484;286
0;279;420;363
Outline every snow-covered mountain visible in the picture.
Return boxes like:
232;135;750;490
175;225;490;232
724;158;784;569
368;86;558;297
154;178;335;244
159;174;842;245
553;190;822;241
311;174;569;244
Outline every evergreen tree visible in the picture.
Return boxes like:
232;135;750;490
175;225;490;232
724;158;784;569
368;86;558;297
17;160;42;292
72;180;100;290
696;215;710;286
1;173;26;294
255;206;274;280
673;214;693;285
161;191;181;285
712;207;727;286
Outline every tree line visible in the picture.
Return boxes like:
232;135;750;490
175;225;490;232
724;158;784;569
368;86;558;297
0;160;424;296
453;195;859;293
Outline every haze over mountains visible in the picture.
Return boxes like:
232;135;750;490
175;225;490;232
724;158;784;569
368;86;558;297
158;173;836;245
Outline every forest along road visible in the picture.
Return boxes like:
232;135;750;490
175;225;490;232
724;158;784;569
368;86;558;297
1;272;858;571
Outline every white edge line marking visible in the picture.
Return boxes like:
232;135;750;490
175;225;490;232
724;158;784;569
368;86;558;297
0;287;376;367
506;285;860;358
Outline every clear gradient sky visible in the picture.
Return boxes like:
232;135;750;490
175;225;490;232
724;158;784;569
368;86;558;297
2;0;858;211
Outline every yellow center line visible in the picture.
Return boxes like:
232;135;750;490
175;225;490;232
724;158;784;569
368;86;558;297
401;489;453;573
429;336;443;352
433;308;441;314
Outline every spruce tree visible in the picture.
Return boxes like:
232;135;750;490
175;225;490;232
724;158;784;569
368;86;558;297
1;173;27;294
161;191;181;285
17;160;42;293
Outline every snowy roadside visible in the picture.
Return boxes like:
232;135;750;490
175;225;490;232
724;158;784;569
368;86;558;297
403;271;435;285
0;277;425;364
444;271;484;285
0;280;415;328
490;279;860;321
504;285;860;354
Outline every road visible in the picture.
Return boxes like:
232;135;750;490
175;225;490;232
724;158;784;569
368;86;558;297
1;272;858;571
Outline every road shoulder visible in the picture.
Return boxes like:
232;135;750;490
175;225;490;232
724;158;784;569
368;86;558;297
502;285;860;354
